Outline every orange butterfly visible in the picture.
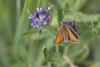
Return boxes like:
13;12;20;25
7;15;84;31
54;22;79;45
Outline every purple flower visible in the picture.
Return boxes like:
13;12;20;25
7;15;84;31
60;19;78;32
48;4;55;11
66;21;72;26
43;10;49;16
73;24;78;28
29;14;33;20
37;8;49;16
29;12;37;21
29;8;50;28
60;19;65;24
60;19;72;26
37;8;43;15
42;15;50;25
31;19;40;28
72;24;78;32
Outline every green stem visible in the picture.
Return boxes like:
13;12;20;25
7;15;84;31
13;0;21;58
14;0;38;59
56;46;59;67
37;0;41;8
16;0;21;22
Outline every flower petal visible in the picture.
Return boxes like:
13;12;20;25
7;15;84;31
29;12;37;21
66;21;72;26
31;19;40;28
42;15;49;25
29;14;33;20
37;8;43;15
48;4;55;11
60;19;65;24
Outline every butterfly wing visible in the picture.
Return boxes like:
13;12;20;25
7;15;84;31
54;24;64;45
64;24;78;42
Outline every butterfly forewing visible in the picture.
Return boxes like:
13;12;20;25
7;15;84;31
65;24;78;42
54;23;79;45
54;24;64;45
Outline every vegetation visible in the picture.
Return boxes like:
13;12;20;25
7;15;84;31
0;0;100;67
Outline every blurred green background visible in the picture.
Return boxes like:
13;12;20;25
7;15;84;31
0;0;100;67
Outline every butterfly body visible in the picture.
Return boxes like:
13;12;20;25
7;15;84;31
54;22;78;45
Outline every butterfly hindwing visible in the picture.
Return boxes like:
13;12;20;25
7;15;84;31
54;23;79;45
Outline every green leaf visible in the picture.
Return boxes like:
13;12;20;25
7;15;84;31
43;46;48;58
21;28;39;36
11;62;26;67
64;12;100;22
90;63;100;67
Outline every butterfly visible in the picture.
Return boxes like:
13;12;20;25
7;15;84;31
54;22;79;45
